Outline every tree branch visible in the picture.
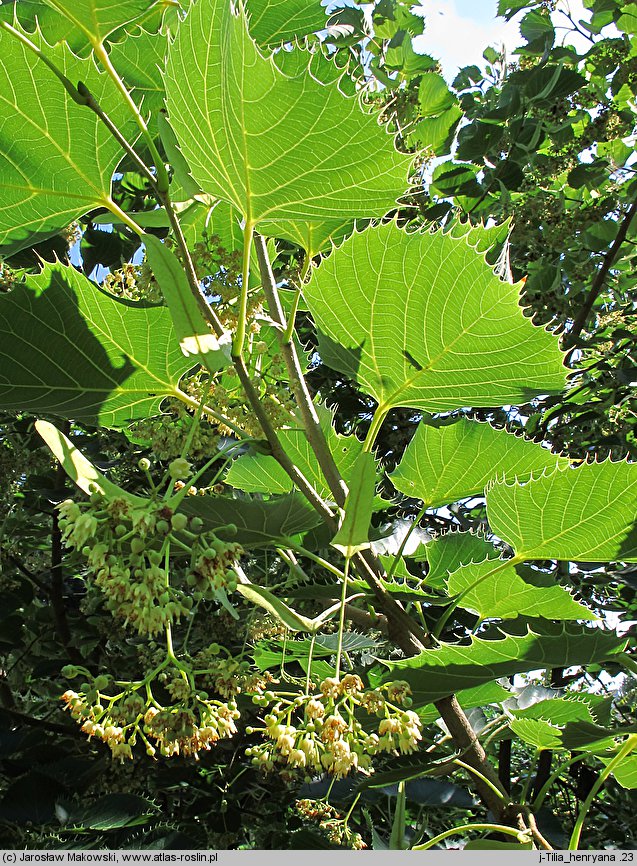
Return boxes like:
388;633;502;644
565;194;637;351
254;233;348;507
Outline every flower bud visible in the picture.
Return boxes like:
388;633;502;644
168;457;191;480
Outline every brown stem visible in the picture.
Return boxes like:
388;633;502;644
434;694;512;819
78;83;160;194
565;194;637;350
231;355;337;524
522;807;554;850
254;233;429;652
254;233;348;506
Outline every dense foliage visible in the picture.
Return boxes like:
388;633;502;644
0;0;636;851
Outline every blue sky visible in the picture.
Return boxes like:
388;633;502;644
413;0;591;79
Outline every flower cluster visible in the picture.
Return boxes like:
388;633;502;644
58;491;243;635
246;675;422;779
61;673;240;761
143;700;240;758
295;799;366;849
192;646;277;700
129;391;222;461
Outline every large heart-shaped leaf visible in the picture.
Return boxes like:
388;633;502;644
446;558;595;622
0;262;191;427
0;23;132;253
391;418;568;509
303;223;567;414
380;623;625;704
487;460;637;562
164;0;411;225
0;0;156;51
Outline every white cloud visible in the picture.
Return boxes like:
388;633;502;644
412;0;519;81
412;0;610;82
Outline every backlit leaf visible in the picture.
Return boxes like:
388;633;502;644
109;26;166;112
487;460;637;562
605;754;637;789
0;24;133;253
381;623;625;704
417;531;500;590
144;234;232;368
0;263;191;427
331;451;376;556
181;493;323;547
391;418;568;508
245;0;329;45
35;420;145;502
303;223;567;414
44;0;156;44
226;416;364;501
165;0;411;225
447;557;595;622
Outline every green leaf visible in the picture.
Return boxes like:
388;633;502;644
164;0;411;225
560;722;637;752
416;681;512;722
257;217;355;257
332;451;376;556
444;217;511;254
380;623;626;705
487;460;637;562
512;694;599;726
509;717;564;749
44;0;156;43
0;0;157;51
157;112;206;201
181;493;323;547
407;105;462;156
519;9;555;49
68;794;156;830
605;754;637;789
464;841;534;851
497;0;535;20
391;418;568;508
514;696;596;726
419;72;456;117
417;531;500;590
447;557;596;622
143;234;232;369
35;420;145;503
245;0;328;45
0;262;192;427
303;223;567;414
0;24;133;253
432;163;482;199
253;631;378;670
226;414;364;500
511;699;637;753
109;26;167;113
